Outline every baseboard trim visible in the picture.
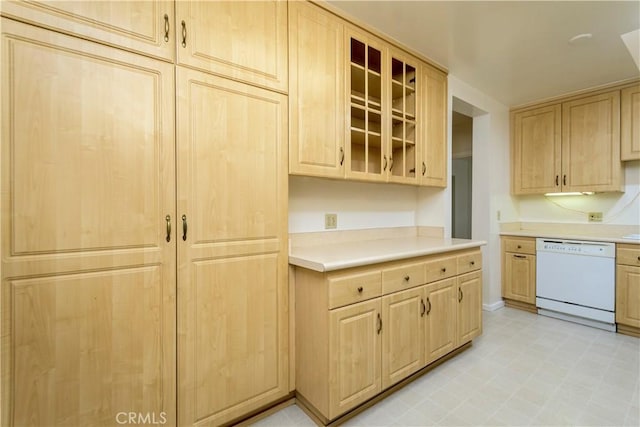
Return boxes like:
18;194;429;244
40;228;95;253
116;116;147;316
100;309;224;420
504;298;538;314
617;323;640;338
483;300;505;312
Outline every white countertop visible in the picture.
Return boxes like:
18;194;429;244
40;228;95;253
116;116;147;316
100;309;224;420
500;230;640;245
289;237;486;272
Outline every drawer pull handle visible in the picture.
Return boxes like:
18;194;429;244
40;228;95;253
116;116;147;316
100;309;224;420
441;267;446;273
404;275;410;282
165;215;171;242
517;245;522;249
181;20;187;47
377;313;382;334
458;288;463;302
163;14;170;42
357;286;363;293
421;299;426;317
513;254;526;259
470;261;475;266
426;297;431;315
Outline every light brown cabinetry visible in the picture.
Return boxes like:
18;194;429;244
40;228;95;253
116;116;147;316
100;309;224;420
0;19;176;426
511;90;623;194
288;1;346;178
0;0;175;61
294;248;482;423
421;65;449;187
616;244;640;337
175;0;287;92
621;84;640;161
288;2;447;187
176;68;289;426
501;237;537;312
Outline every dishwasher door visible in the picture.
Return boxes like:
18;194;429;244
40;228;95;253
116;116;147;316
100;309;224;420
536;250;615;311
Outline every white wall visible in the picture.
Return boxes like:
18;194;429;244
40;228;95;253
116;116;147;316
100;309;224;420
517;161;640;226
288;176;418;233
421;75;517;310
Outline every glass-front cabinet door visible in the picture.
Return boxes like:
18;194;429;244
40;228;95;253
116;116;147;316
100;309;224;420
347;31;386;181
389;49;419;184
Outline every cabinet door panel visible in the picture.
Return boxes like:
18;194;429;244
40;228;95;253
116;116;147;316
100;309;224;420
289;1;345;178
421;65;447;187
562;91;621;192
457;271;482;345
502;253;536;304
382;288;423;389
1;0;174;61
329;299;381;419
621;84;640;161
176;0;287;92
616;265;640;328
176;67;288;426
424;279;456;363
1;19;176;426
512;105;561;194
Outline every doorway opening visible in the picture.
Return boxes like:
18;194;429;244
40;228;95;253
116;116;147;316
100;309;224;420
451;111;473;239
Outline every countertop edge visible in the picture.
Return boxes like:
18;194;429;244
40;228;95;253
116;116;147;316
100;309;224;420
289;240;487;272
500;231;640;245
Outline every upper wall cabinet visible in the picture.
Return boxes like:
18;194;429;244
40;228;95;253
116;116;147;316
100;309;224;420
421;65;448;187
621;83;640;161
289;1;346;178
0;0;175;61
511;89;623;195
176;0;288;92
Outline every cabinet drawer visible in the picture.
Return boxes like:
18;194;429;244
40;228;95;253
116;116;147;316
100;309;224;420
425;255;457;283
618;245;640;267
503;237;536;255
381;261;425;295
457;250;482;275
329;270;382;309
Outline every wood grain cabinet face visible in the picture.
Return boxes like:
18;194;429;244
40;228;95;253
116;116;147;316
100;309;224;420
381;288;424;389
1;19;176;426
511;105;562;194
0;0;175;61
501;238;537;306
621;84;640;161
423;278;457;364
176;0;288;92
562;91;622;192
176;67;289;426
288;1;346;178
616;245;640;332
421;65;448;187
329;299;382;419
457;271;483;345
511;89;623;194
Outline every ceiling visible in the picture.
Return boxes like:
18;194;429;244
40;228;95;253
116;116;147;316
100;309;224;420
326;1;640;107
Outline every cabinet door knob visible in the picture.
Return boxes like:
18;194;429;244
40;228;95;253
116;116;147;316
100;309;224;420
357;286;363;293
517;245;521;249
470;261;475;266
441;267;446;273
404;275;410;282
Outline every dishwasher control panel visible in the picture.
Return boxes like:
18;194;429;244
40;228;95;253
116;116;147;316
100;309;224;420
536;239;615;258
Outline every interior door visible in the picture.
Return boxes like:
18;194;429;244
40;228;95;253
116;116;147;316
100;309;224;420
1;19;176;426
176;66;289;426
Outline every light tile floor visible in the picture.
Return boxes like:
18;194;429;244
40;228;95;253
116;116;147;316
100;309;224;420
252;307;640;426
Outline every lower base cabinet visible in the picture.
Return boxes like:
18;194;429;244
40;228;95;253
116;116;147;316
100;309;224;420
295;248;483;422
501;237;537;312
616;244;640;337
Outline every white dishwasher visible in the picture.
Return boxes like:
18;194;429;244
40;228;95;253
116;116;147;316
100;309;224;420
536;238;616;331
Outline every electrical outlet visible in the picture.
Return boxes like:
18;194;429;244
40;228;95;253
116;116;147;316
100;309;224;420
497;210;501;221
325;213;337;229
588;212;603;222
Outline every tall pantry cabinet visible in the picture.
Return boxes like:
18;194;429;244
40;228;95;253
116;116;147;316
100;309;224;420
0;1;289;426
